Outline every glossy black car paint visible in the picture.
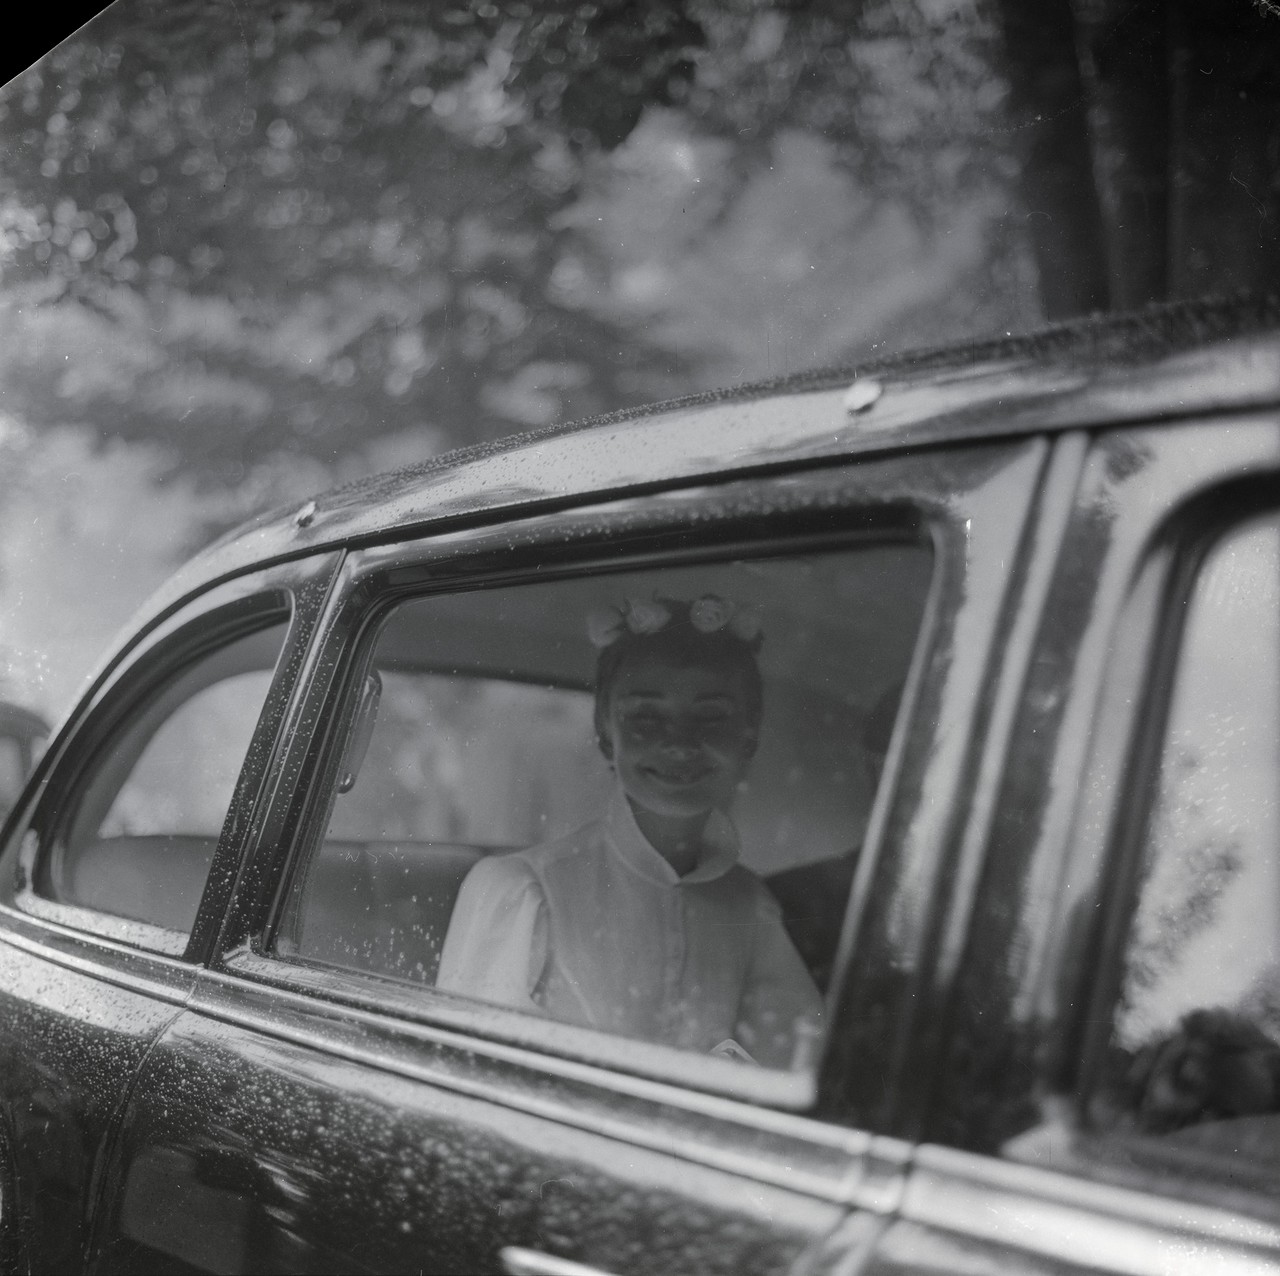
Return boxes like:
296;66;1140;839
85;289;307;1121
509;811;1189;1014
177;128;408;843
1;301;1279;1275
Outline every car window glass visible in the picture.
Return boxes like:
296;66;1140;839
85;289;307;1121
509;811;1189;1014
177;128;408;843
999;517;1280;1187
1087;517;1280;1172
36;620;288;935
1116;522;1280;1051
277;545;933;1074
99;671;274;838
325;674;605;848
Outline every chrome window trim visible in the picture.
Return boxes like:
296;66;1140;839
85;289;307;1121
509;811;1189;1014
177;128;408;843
0;901;196;1005
896;1142;1280;1275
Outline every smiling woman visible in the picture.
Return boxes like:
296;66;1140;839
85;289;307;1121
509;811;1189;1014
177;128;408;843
591;595;765;869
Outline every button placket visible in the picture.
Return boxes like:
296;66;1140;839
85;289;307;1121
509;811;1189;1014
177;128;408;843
659;885;684;1036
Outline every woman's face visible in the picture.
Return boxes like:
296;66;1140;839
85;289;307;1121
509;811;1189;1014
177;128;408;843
603;651;757;819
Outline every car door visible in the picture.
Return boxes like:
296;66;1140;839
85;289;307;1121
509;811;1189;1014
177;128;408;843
860;417;1280;1273
0;553;339;1274
88;436;1048;1276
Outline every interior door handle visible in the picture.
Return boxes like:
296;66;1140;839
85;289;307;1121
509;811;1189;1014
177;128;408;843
499;1245;619;1276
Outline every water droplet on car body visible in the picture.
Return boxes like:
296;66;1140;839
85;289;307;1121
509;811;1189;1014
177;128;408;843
843;378;883;414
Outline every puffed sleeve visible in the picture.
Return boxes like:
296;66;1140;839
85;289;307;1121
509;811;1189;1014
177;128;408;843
435;855;549;1015
734;888;825;1070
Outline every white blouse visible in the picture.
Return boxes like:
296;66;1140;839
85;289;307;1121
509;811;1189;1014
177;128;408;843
436;786;824;1068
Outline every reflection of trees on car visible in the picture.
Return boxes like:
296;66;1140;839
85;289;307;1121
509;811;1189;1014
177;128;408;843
1119;745;1244;1025
1100;1008;1280;1136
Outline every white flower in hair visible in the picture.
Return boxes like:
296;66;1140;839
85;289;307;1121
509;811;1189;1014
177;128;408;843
586;606;626;649
689;594;734;633
625;598;671;634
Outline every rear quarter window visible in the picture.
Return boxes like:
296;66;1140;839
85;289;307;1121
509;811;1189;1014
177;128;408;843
1094;517;1280;1173
1007;512;1280;1200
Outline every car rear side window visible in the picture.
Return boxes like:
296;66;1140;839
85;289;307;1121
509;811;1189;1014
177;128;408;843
1092;516;1280;1171
275;544;933;1074
1007;514;1280;1192
29;616;289;939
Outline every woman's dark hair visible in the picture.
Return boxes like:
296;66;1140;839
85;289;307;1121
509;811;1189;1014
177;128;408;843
592;598;764;757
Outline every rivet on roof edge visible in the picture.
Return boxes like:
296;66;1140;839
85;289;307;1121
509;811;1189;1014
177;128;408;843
294;499;318;529
843;378;883;414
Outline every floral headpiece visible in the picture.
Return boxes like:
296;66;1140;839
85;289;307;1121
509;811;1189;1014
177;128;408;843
586;594;763;650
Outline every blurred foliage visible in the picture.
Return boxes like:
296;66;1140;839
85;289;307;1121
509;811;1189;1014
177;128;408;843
1122;744;1244;1003
0;0;1027;480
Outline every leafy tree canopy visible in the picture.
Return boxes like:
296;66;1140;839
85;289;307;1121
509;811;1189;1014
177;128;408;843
0;0;1018;479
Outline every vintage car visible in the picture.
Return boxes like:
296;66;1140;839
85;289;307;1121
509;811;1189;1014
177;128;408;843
2;298;1280;1275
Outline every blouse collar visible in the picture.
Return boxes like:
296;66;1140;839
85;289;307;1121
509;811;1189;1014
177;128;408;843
604;784;740;886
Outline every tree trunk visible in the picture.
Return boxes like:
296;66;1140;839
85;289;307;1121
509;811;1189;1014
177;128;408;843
1166;0;1280;298
1074;0;1172;308
992;0;1112;317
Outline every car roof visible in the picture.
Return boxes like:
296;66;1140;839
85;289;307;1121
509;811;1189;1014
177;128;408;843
118;295;1280;663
